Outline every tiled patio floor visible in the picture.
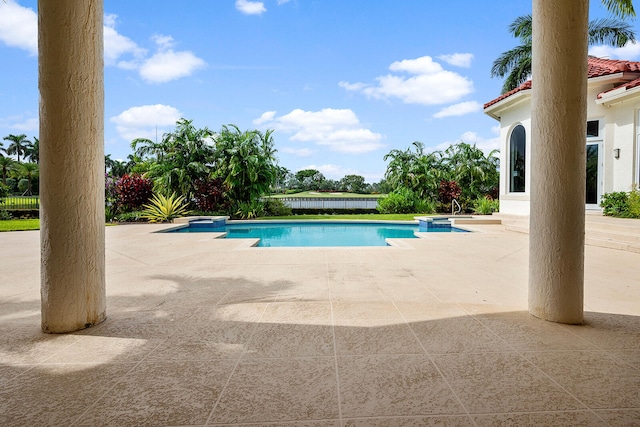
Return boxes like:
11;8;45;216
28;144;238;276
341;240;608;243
0;223;639;426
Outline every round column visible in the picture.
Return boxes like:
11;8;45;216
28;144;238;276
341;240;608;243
529;0;588;324
39;0;106;333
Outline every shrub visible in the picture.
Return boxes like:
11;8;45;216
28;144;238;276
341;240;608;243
377;187;432;214
17;179;29;193
141;193;190;223
0;209;12;220
113;210;146;223
600;191;629;216
192;177;229;212
115;174;153;212
414;198;436;214
438;180;462;204
263;198;292;217
233;200;265;219
0;182;9;198
628;185;640;218
473;196;499;215
5;178;16;193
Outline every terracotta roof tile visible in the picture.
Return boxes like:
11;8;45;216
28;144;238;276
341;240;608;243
484;57;640;109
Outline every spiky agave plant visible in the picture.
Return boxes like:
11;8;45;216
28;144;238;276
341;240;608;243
141;193;190;223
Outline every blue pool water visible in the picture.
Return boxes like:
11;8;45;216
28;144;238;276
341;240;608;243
171;220;465;247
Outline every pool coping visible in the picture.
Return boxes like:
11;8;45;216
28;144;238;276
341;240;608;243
147;216;505;248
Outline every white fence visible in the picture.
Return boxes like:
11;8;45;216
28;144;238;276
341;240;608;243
279;197;380;209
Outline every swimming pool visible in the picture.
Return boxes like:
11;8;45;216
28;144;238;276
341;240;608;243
170;220;466;247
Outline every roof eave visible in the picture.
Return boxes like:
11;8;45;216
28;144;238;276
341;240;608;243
596;84;640;105
483;90;531;121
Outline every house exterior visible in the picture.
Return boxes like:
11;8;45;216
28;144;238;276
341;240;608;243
484;57;640;215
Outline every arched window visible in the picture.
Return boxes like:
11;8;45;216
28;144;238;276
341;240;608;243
509;125;526;193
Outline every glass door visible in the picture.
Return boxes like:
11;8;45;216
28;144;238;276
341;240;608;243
586;142;602;209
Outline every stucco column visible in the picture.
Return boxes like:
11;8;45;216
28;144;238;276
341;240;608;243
39;0;106;333
529;0;588;324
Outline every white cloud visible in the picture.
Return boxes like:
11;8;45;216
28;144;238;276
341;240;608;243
341;55;474;105
0;6;204;84
139;49;206;83
104;14;147;66
434;130;500;155
437;53;474;68
433;101;482;118
0;0;37;55
277;0;291;4
281;147;314;157
0;115;38;132
253;111;277;125
589;42;640;61
235;0;267;15
254;108;385;154
110;104;182;141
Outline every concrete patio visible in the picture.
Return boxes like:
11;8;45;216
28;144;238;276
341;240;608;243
1;223;639;426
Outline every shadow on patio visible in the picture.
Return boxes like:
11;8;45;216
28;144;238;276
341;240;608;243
1;271;639;426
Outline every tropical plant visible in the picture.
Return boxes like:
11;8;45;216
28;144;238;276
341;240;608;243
0;182;9;199
383;141;443;199
114;174;153;212
213;124;278;204
16;162;39;195
131;118;215;199
24;137;39;163
233;199;265;219
441;142;499;200
3;134;30;162
600;191;629;216
140;193;190;223
491;13;637;93
0;156;14;185
192;177;229;213
377;187;428;214
263;198;292;217
473;196;500;215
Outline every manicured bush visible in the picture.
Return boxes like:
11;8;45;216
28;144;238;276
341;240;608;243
115;174;153;212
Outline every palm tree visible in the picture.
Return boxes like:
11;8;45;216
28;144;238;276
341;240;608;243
23;137;39;163
0;156;14;185
132;118;216;198
492;14;636;93
3;134;30;162
16;162;39;195
383;141;443;199
213;124;278;204
441;142;499;199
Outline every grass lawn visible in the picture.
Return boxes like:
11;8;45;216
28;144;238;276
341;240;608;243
269;191;385;199
256;213;432;221
0;219;40;232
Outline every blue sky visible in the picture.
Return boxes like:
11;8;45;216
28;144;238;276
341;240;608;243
1;0;639;182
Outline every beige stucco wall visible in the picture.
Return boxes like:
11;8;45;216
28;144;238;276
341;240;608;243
491;79;640;215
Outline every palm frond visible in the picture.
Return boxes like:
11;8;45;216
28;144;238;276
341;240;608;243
588;18;636;46
601;0;636;18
